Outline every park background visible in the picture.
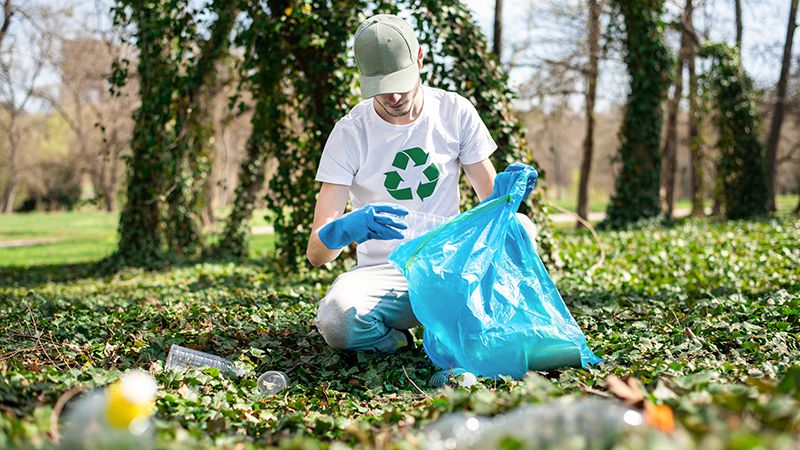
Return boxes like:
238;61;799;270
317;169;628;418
1;0;799;449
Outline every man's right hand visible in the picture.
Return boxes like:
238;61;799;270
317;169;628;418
318;203;409;250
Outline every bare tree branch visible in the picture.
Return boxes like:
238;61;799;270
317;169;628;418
0;0;13;49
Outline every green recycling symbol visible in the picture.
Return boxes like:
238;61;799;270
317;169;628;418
383;147;440;201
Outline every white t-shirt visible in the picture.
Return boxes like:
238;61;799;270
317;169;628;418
315;85;497;267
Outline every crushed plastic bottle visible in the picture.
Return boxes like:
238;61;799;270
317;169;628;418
402;210;454;241
423;398;649;450
60;369;157;450
257;371;289;394
165;344;245;377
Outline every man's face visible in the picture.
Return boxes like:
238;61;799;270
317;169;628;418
374;79;421;118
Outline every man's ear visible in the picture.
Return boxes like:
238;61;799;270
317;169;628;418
417;47;424;68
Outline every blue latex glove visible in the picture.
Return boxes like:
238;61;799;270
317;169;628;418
318;203;409;250
483;162;538;204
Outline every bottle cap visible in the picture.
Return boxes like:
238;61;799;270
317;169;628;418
105;369;157;431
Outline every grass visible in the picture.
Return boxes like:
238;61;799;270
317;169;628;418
0;210;276;267
0;214;798;449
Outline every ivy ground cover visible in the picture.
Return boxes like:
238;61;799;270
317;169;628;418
1;217;799;449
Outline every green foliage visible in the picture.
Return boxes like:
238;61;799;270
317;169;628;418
604;0;672;228
699;43;769;220
1;218;799;448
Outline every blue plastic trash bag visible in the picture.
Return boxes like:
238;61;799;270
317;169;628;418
388;167;602;379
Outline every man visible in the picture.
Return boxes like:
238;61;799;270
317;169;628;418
307;14;537;354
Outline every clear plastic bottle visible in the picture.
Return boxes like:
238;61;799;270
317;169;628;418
165;344;245;377
423;398;648;450
60;369;158;450
402;210;454;241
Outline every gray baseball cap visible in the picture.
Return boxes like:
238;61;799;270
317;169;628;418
354;14;420;98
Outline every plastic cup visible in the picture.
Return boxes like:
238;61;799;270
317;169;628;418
429;368;477;388
257;371;289;394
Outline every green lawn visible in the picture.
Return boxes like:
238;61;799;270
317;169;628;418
1;216;798;449
0;211;118;266
0;210;276;266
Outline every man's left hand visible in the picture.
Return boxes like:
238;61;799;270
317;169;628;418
484;162;538;204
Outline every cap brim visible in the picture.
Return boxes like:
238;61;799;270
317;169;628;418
360;63;419;98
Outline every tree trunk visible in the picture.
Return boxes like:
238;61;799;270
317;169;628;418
794;194;800;215
604;0;671;227
734;0;743;51
0;1;12;49
577;0;600;227
661;12;688;220
493;0;503;60
686;0;704;217
1;178;16;213
661;74;682;220
218;102;274;258
1;126;19;213
115;4;172;264
97;140;122;212
202;172;217;227
766;0;798;212
106;130;123;212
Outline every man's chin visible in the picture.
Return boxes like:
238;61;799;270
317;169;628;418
386;108;411;118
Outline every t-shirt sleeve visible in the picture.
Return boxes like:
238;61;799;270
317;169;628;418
457;96;498;165
315;120;360;186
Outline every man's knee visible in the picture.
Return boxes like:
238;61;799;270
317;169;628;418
315;295;357;350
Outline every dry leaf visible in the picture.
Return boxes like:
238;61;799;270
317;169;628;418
177;383;198;401
644;402;675;434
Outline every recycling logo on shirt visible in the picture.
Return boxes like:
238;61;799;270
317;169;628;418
383;147;440;201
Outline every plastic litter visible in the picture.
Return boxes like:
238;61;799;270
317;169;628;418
257;371;290;394
428;368;478;388
165;344;245;377
423;398;646;450
388;166;602;379
60;369;157;450
401;210;454;241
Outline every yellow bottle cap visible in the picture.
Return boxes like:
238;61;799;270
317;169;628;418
105;370;157;430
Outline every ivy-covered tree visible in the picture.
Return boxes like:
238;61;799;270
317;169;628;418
111;0;186;264
604;0;671;227
111;0;239;265
701;43;769;219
